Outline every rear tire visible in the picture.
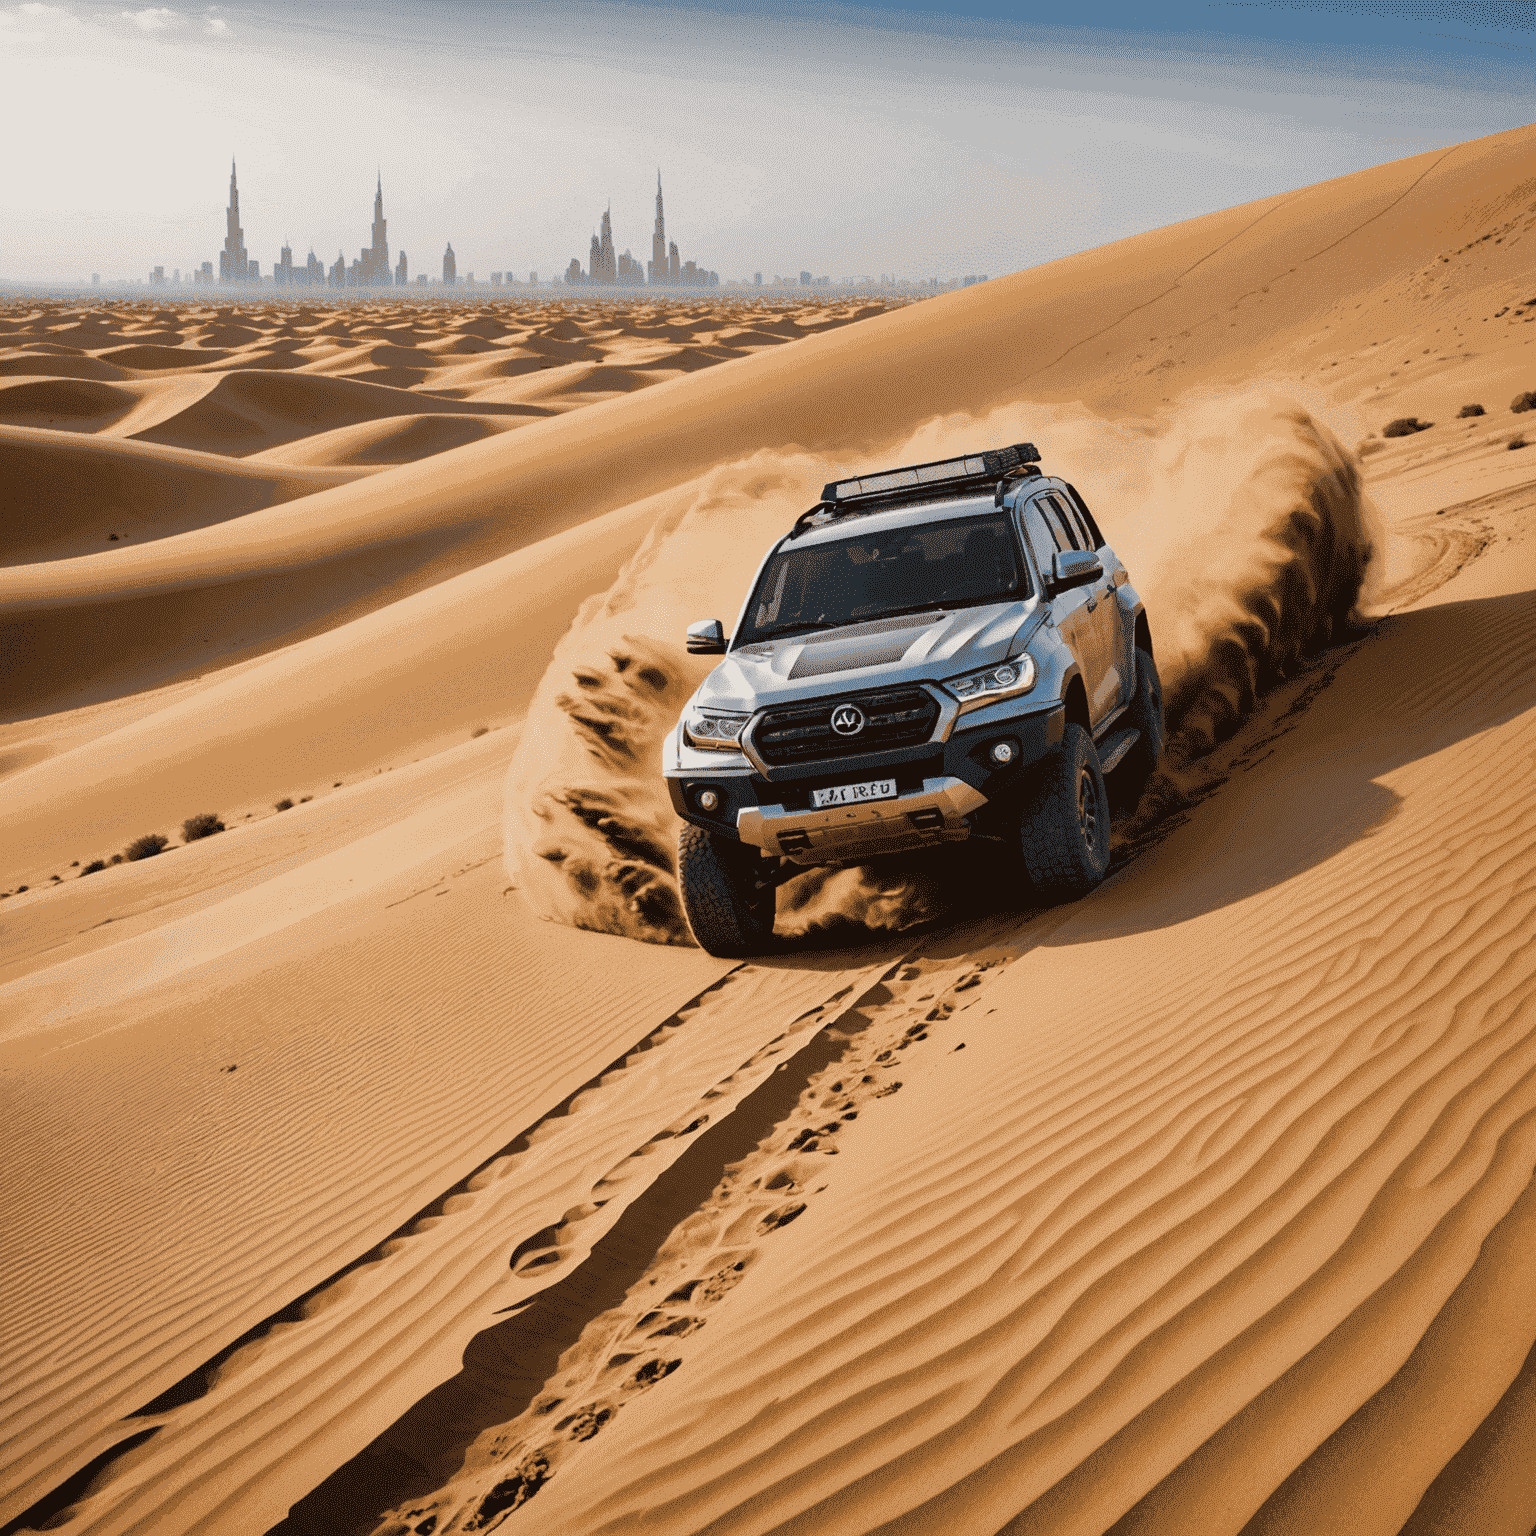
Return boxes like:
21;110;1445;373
677;825;777;957
1018;722;1111;900
1114;645;1165;809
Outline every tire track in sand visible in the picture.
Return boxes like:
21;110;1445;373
0;950;914;1536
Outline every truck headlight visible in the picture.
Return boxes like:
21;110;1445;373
942;655;1036;714
682;706;750;751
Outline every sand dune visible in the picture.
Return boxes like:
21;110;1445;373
124;369;547;457
2;121;1535;1536
0;424;374;563
248;412;534;467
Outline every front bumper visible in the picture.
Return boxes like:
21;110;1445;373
668;703;1066;860
738;776;986;862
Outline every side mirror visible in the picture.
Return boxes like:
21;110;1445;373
686;619;728;655
1050;549;1103;594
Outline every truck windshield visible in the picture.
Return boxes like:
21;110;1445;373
737;511;1029;645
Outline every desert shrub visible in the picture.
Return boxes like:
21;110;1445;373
471;725;490;738
110;854;124;865
14;885;26;893
1383;417;1431;438
1512;391;1536;414
1511;435;1529;451
80;860;108;876
274;798;294;812
1457;403;1485;418
182;813;225;841
124;833;170;861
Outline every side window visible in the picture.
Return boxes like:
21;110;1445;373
1020;503;1057;577
1065;484;1105;549
1039;496;1080;552
1045;493;1093;553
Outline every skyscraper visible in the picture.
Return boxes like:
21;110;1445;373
359;173;390;286
598;206;616;284
650;172;668;286
219;159;251;284
443;243;457;285
396;251;408;285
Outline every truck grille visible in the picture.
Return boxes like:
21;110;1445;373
751;685;941;767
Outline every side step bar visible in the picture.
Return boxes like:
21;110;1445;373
1096;727;1141;775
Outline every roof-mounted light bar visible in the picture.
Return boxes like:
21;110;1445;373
820;442;1039;505
789;441;1043;536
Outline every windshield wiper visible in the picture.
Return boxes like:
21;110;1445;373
746;620;849;642
868;601;954;621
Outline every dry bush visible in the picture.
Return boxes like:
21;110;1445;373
273;798;294;812
1383;416;1431;438
472;725;490;738
79;860;107;876
1512;391;1536;414
182;812;225;841
1511;435;1529;451
124;833;170;861
1457;403;1485;418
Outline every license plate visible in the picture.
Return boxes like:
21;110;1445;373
811;778;898;809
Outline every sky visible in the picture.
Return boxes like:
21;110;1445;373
1;0;1533;286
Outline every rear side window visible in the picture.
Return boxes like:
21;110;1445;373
1065;484;1105;549
1045;493;1094;553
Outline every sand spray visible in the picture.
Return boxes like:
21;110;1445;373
502;390;1382;945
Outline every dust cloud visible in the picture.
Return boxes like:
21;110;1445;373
503;390;1382;946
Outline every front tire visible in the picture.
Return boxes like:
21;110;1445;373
1018;722;1111;900
677;826;777;957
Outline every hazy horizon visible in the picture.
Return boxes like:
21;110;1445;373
3;0;1533;286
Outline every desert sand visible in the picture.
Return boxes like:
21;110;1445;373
2;121;1535;1536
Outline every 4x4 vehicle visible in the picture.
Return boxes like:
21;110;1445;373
664;442;1163;957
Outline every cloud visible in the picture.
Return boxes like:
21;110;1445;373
122;6;178;29
1;3;80;39
205;15;226;33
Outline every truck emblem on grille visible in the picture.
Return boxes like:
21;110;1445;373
830;704;866;736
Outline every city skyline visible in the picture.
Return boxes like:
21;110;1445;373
138;163;905;292
6;2;1529;288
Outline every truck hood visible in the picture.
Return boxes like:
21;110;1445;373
694;599;1043;710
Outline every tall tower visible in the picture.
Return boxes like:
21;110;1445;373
650;171;667;286
443;242;457;286
364;172;389;285
598;205;616;285
219;159;250;284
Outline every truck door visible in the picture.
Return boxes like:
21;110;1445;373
1038;494;1124;728
1041;491;1126;725
1024;494;1109;727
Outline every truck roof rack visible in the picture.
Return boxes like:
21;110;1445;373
790;442;1042;536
